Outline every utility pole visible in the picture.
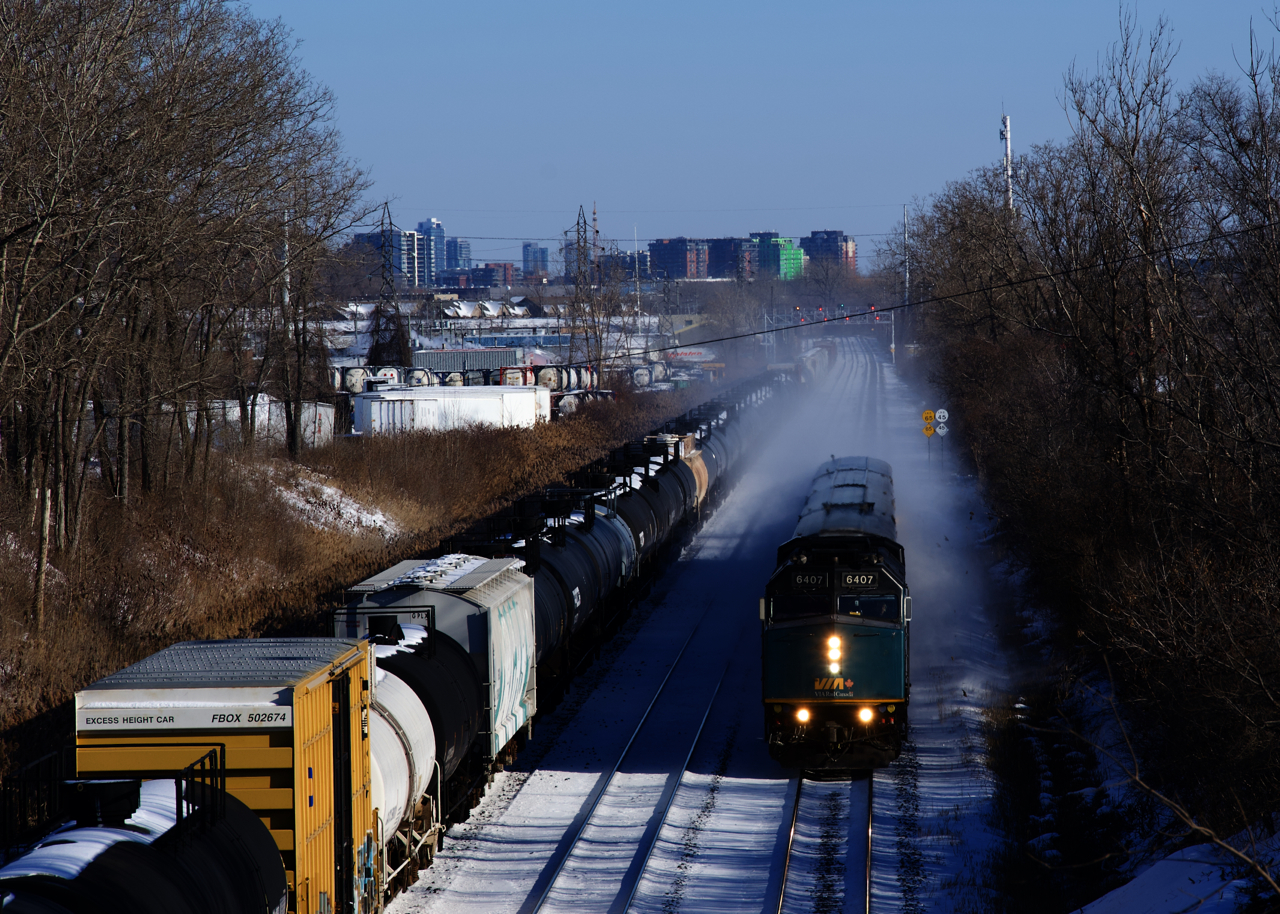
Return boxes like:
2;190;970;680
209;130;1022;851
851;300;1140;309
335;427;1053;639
591;202;600;283
898;205;907;365
1001;114;1014;212
763;283;776;364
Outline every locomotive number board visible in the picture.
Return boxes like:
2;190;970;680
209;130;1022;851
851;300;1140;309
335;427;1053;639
840;570;882;591
789;571;829;591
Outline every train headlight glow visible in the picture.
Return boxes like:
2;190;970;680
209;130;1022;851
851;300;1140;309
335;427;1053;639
828;662;840;674
857;707;875;724
796;708;811;723
827;636;841;661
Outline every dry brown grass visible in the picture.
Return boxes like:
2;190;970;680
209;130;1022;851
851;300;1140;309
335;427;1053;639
0;387;705;776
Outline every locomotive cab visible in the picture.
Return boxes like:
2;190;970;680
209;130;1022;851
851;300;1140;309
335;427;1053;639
762;457;910;770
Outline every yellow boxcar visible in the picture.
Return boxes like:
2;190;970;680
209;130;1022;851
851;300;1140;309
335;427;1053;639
75;639;374;914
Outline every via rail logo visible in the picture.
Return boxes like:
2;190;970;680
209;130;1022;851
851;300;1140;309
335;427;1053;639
814;677;854;692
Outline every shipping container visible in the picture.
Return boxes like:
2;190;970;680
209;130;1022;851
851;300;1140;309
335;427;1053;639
74;639;373;914
411;348;519;373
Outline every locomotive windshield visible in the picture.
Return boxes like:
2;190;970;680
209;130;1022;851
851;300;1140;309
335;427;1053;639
771;593;831;620
838;593;899;623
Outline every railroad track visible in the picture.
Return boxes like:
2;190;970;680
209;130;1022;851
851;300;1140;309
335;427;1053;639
519;612;739;914
774;774;873;914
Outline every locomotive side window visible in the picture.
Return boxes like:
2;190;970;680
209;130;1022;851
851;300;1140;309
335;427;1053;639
771;593;831;620
838;594;899;623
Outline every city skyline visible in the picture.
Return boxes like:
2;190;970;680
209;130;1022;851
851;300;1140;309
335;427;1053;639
246;1;1268;266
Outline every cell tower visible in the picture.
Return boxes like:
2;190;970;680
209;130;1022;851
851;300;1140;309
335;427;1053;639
1000;114;1013;212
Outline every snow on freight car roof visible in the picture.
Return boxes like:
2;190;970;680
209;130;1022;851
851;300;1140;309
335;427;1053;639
347;554;523;594
78;638;363;691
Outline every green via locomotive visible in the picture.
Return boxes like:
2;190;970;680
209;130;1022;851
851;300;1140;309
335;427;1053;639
761;457;910;770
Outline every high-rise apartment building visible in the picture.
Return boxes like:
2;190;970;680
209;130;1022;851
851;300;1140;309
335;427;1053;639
471;263;515;287
416;219;446;285
751;233;804;280
707;238;759;279
799;230;857;274
446;237;472;272
522;242;549;279
647;238;709;280
352;228;430;288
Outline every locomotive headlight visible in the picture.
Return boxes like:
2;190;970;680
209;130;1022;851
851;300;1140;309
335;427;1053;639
828;662;840;674
857;707;875;724
796;708;811;723
827;635;841;661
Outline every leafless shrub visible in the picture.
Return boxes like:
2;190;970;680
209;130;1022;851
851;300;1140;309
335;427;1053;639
0;387;704;775
897;10;1280;847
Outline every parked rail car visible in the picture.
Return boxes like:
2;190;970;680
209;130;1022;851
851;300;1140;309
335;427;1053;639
761;457;911;770
64;639;372;914
0;779;289;914
1;370;791;914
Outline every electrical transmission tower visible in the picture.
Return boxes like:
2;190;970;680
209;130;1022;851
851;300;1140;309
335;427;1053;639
367;203;412;366
568;205;592;365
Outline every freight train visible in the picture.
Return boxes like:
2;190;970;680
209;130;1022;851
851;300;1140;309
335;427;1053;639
0;372;789;914
761;457;911;770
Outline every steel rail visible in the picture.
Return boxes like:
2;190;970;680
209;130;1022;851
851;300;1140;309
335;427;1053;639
521;604;719;914
772;777;805;914
864;776;874;914
771;774;875;914
614;662;731;914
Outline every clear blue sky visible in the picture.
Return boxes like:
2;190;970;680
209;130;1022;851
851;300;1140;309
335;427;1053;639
244;1;1273;263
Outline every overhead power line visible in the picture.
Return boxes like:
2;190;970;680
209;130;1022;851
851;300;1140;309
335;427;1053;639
592;217;1280;366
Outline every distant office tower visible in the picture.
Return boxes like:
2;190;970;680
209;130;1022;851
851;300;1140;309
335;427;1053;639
446;237;472;272
522;242;549;278
707;238;759;279
416;219;446;285
352;228;430;288
647;238;709;280
799;230;857;274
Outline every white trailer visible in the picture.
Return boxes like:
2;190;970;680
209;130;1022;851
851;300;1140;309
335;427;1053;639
352;385;551;435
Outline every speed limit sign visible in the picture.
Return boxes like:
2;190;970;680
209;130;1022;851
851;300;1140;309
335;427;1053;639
922;410;935;423
936;409;949;423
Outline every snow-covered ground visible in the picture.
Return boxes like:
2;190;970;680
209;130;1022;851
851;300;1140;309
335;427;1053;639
272;466;400;536
385;335;1267;913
